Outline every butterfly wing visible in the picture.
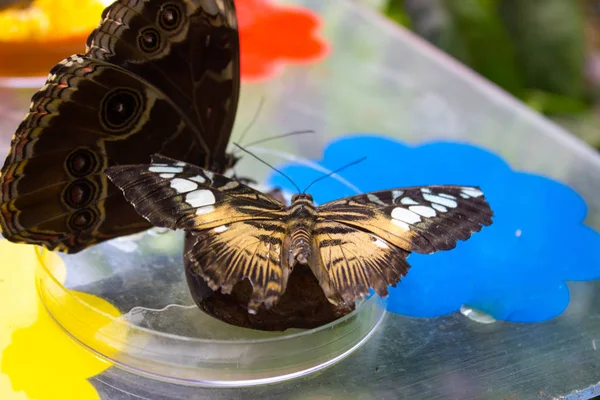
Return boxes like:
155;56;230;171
106;156;290;312
87;0;240;165
311;186;493;304
0;0;239;252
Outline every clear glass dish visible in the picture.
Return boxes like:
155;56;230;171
33;146;387;386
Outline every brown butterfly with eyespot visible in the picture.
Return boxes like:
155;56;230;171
106;154;494;313
0;0;240;253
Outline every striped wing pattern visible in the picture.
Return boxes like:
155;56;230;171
313;186;493;303
186;220;289;312
106;155;289;313
108;157;493;311
310;220;411;304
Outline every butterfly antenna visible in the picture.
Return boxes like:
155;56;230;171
243;129;315;148
236;97;265;145
302;157;367;194
233;143;302;193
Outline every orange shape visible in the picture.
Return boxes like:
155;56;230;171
0;0;107;77
237;0;329;81
0;0;329;80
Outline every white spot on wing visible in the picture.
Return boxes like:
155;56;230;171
170;178;197;193
189;175;206;183
439;193;456;199
409;205;436;217
149;166;183;174
196;205;215;215
423;193;457;208
391;207;421;224
159;173;175;179
421;188;432;193
367;193;386;206
460;194;469;199
401;197;419;205
432;203;448;213
221;180;239;191
214;225;228;233
462;188;483;198
391;219;410;231
204;171;215;180
186;189;216;208
392;190;404;201
372;236;389;249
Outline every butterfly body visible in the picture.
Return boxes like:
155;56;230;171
106;155;494;315
0;0;240;253
286;194;317;266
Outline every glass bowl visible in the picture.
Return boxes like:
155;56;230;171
33;147;387;387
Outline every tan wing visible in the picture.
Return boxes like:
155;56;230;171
310;220;410;305
186;220;289;313
107;156;290;312
311;185;493;304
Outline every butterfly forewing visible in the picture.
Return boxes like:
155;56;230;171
106;155;286;231
318;186;493;254
0;0;240;252
86;0;240;163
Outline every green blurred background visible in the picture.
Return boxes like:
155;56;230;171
366;0;600;151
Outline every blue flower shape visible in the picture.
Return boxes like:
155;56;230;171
268;134;600;323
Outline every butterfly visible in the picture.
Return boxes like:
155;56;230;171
0;0;240;253
106;155;494;313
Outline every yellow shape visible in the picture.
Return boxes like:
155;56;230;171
0;0;111;41
0;241;124;400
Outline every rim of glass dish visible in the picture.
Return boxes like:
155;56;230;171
34;147;379;345
35;246;381;345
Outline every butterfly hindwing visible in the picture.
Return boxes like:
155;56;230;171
310;220;411;304
106;156;290;312
0;0;240;252
0;58;203;251
307;186;493;303
186;220;289;313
